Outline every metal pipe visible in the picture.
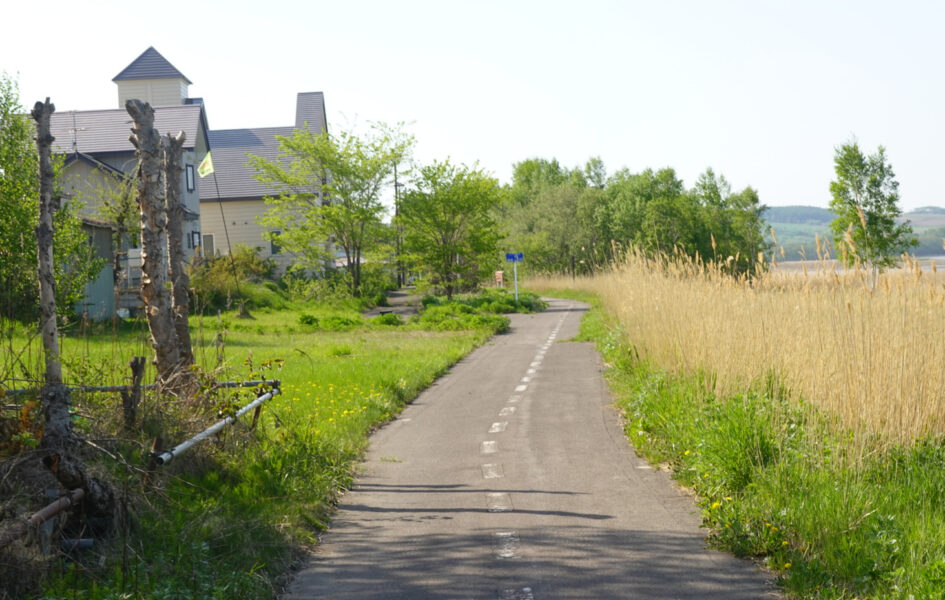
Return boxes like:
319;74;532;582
0;488;85;550
152;387;280;466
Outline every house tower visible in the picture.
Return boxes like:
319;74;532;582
112;47;192;108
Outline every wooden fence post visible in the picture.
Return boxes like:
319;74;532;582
120;356;146;431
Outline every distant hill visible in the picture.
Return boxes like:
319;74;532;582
764;205;833;226
763;204;945;259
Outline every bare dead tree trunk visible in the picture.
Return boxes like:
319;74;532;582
163;132;194;367
32;98;74;451
125;100;181;385
34;99;115;526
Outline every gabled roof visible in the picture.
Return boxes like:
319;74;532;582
200;92;327;202
49;105;209;157
199;126;294;201
64;152;126;177
113;47;192;84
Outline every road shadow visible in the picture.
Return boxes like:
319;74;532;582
286;525;777;599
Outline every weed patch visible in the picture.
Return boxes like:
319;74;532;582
2;301;496;599
574;295;945;599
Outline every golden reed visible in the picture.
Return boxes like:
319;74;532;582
531;250;945;445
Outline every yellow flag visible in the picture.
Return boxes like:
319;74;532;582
197;152;214;177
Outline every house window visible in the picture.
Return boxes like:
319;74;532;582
186;164;195;192
191;231;201;250
270;231;282;256
202;234;215;256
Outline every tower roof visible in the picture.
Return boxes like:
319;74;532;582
112;46;192;84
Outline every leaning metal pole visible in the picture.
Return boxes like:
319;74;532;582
152;386;281;466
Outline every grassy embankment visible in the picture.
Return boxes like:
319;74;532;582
531;256;945;599
1;290;541;599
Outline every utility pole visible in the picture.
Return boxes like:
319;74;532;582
394;162;404;287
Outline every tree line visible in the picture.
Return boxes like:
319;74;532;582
498;158;769;276
1;64;920;324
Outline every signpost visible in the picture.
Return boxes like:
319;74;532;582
505;252;523;302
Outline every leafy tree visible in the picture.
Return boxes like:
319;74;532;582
251;122;413;295
399;160;503;298
829;141;916;273
692;168;768;274
0;73;102;322
584;156;607;189
508;158;569;206
501;157;604;274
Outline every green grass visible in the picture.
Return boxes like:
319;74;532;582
571;293;945;600
1;300;503;599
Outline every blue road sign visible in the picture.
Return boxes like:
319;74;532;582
505;252;524;262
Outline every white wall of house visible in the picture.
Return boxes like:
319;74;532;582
117;78;188;108
198;198;280;258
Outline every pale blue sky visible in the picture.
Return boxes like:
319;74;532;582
3;0;943;210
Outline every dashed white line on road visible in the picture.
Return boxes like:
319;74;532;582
481;440;498;454
515;385;528;392
498;587;534;600
481;463;503;479
508;395;522;403
489;421;508;433
521;376;531;383
527;368;536;375
499;407;516;416
493;531;519;558
486;492;513;512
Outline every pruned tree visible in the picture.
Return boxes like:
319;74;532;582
33;97;115;523
163;131;193;367
31;98;73;451
125;99;181;384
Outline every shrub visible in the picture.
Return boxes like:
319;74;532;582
424;289;547;314
412;304;509;334
373;313;404;326
319;315;362;331
189;245;282;312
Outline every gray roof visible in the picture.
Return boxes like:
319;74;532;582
49;105;208;157
113;47;192;84
295;92;327;132
199;126;293;200
200;92;327;201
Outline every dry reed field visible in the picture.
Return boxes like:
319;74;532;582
532;253;945;445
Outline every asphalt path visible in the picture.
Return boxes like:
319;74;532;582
285;299;778;599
